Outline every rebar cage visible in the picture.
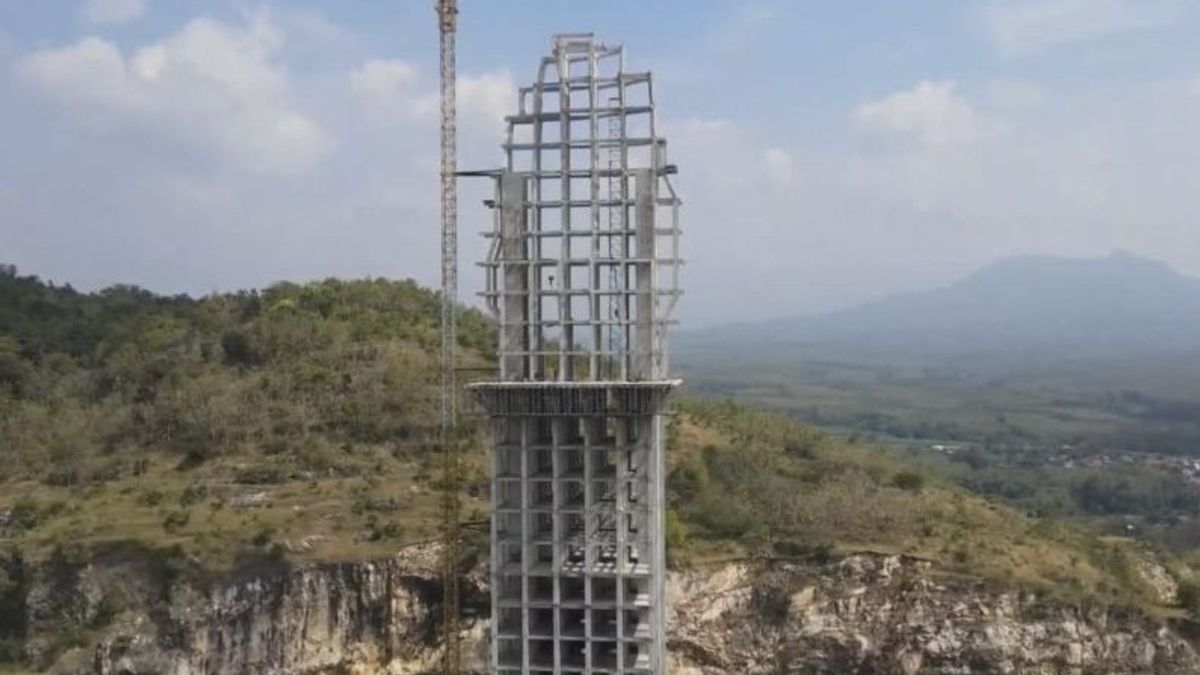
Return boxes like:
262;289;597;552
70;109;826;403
479;34;682;383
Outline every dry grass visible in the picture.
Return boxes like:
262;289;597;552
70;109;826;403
669;401;1173;609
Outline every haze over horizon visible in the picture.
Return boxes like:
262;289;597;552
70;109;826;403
5;1;1200;325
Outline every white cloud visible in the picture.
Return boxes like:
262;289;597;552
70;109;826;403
668;118;785;192
349;58;426;117
762;147;795;188
458;71;515;134
854;81;985;149
841;75;1200;282
663;117;857;319
81;0;146;25
16;11;330;175
849;81;1000;214
349;58;512;138
986;79;1050;110
279;8;352;47
10;11;1200;327
982;0;1179;57
716;4;780;54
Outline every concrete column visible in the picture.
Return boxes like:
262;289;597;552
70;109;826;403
551;417;561;672
583;417;598;673
650;414;667;673
520;418;531;674
632;169;656;380
615;417;627;672
490;421;500;675
499;172;529;381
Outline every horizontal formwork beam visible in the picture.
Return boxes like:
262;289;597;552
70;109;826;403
505;138;656;151
507;106;653;124
477;291;682;301
480;228;681;238
483;198;680;208
471;319;678;329
477;257;682;267
479;353;676;363
479;286;681;295
519;72;650;94
469;381;679;416
486;169;671;179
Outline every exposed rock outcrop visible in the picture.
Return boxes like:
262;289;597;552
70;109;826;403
5;546;1197;674
15;545;488;675
668;555;1199;674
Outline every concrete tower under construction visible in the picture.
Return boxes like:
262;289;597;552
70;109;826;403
469;34;682;675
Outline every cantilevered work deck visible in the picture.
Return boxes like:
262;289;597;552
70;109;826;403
470;34;681;675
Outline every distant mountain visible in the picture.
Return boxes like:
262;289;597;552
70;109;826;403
682;251;1200;365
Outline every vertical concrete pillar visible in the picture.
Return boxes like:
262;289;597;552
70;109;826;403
520;418;531;674
632;169;656;380
649;414;667;673
499;172;529;380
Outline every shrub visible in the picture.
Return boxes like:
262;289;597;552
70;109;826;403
370;521;404;541
234;466;286;485
5;497;41;531
773;538;835;563
137;489;165;507
251;527;274;547
163;510;190;533
1177;579;1200;620
220;330;260;367
892;470;926;492
0;352;32;398
0;638;23;664
90;589;126;629
670;453;711;502
179;483;209;506
665;508;688;568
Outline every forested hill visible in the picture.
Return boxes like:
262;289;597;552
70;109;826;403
0;267;497;472
0;267;494;377
0;269;499;565
0;266;1186;618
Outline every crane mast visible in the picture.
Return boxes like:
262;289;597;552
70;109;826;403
436;1;461;674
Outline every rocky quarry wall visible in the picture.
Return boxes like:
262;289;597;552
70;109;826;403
4;545;1197;675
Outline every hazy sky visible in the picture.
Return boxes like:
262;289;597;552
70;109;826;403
3;0;1200;325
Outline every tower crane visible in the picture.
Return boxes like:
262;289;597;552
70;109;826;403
436;1;461;674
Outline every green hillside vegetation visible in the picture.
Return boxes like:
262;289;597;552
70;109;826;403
0;269;1189;623
681;354;1200;555
668;400;1180;611
0;271;495;569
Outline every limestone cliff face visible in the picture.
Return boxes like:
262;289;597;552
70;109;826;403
9;547;1199;674
15;545;488;675
668;555;1199;674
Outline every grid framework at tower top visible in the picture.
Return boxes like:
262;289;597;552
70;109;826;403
478;33;683;384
